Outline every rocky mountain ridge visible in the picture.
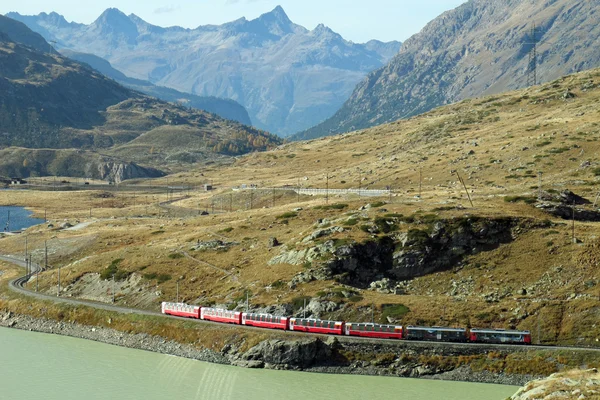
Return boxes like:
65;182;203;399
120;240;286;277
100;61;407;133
7;7;401;136
0;17;282;178
59;49;252;126
295;0;600;140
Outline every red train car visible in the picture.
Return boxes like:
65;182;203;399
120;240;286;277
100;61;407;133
161;302;201;319
470;329;531;345
242;313;289;330
289;318;344;335
200;307;242;324
344;322;403;340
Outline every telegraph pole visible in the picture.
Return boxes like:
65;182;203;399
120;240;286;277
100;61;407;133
538;171;543;200
419;167;422;199
176;280;179;303
527;24;538;87
325;173;329;204
45;240;48;270
572;201;576;244
57;266;61;296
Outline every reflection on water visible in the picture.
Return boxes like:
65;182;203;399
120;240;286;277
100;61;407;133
0;206;44;232
0;327;517;400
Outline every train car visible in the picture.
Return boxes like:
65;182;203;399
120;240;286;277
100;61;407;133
404;326;468;342
289;318;344;335
161;302;201;319
200;307;242;325
344;322;403;340
242;313;289;330
469;329;531;345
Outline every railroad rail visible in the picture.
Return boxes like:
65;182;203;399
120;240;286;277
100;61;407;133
2;254;600;353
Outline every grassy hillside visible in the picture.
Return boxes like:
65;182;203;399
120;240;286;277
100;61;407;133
2;67;600;350
0;28;282;177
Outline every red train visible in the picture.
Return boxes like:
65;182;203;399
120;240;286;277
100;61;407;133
161;302;531;345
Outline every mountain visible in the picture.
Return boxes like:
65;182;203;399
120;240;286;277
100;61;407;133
59;50;252;126
7;7;401;136
0;18;282;178
294;0;600;141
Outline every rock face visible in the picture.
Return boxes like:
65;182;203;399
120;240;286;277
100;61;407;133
0;148;165;182
273;217;528;289
536;190;600;221
7;7;401;136
296;0;600;140
510;369;600;400
232;338;333;369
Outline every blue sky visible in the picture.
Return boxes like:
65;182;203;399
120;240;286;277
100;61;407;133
1;0;466;43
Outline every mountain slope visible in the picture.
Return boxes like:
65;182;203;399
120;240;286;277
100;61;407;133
294;0;600;141
60;49;253;126
7;7;401;136
0;22;282;177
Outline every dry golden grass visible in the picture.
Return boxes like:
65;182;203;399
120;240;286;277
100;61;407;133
2;68;600;348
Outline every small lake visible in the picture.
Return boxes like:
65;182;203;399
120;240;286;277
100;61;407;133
0;206;44;232
0;327;518;400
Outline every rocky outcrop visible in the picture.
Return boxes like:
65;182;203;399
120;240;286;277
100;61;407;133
274;217;532;290
510;369;600;400
0;148;165;182
230;338;334;369
535;190;600;221
95;160;164;183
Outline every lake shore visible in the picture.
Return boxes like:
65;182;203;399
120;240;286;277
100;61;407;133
0;309;530;387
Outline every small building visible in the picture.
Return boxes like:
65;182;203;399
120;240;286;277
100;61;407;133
10;178;27;185
204;184;213;191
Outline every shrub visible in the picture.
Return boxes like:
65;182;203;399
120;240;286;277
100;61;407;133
504;195;537;204
168;253;184;259
370;201;386;208
220;227;234;233
100;259;126;281
343;218;358;226
276;212;298;219
380;304;410;323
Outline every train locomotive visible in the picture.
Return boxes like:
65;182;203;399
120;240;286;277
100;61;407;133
161;302;531;345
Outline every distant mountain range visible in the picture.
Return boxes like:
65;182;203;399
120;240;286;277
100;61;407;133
59;50;252;126
0;15;282;179
294;0;600;141
7;7;401;136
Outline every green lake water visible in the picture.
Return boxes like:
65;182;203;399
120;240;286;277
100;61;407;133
0;327;518;400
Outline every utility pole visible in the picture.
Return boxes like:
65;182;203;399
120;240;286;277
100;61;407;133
45;240;48;270
25;235;28;261
57;266;61;296
36;260;39;292
246;291;249;312
6;210;9;232
419;167;422;199
572;201;576;244
112;275;115;303
303;298;306;319
527;24;538;87
250;190;254;210
325;173;329;204
230;193;233;212
455;171;474;208
358;171;362;199
297;178;300;203
538;171;543;200
44;209;47;223
176;280;179;303
371;303;375;324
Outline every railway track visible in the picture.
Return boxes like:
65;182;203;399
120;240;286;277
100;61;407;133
2;254;600;354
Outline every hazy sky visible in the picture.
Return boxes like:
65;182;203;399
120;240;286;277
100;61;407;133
1;0;467;43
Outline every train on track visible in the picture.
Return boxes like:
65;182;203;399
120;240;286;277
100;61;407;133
161;302;532;345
